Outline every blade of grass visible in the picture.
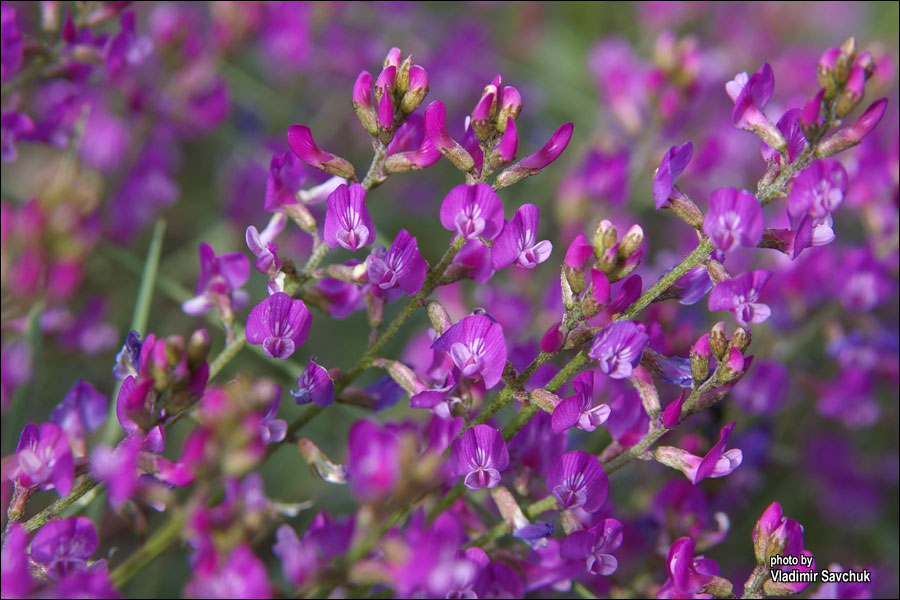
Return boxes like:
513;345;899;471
2;301;44;454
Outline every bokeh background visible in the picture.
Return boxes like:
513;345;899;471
2;2;898;597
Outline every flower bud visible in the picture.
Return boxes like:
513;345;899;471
530;389;562;414
690;333;711;382
835;64;866;117
496;86;523;133
753;501;784;563
816;98;887;157
709;322;729;359
377;359;420;395
383;46;402;70
352;70;378;136
617;224;643;259
187;329;211;369
395;55;412;95
667;193;705;229
426;301;452;335
297;438;348;484
702;577;734;598
560;267;577;310
631;366;660;418
817;47;842;96
593;219;617;261
706;260;730;284
718;347;745;383
730;327;751;353
400;65;429;114
565;265;586;295
472;85;498;142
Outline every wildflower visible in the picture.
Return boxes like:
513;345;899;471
450;424;509;490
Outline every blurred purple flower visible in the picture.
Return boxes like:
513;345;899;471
703;187;764;252
657;537;723;599
653;142;693;209
30;517;98;580
10;423;74;497
182;243;250;317
347;420;400;500
560;518;623;576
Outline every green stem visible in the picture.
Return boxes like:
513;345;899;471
99;220;166;449
23;477;97;534
209;328;247;380
110;512;186;588
2;301;44;454
361;142;388;190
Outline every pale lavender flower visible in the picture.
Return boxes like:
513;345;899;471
290;356;334;407
323;183;375;251
546;450;608;513
551;371;610;433
588;321;650;379
366;229;427;296
674;266;713;305
90;433;143;508
245;292;312;360
708;270;772;327
30;517;98;580
703;187;764;252
726;63;776;134
653;141;693;208
245;212;286;276
259;387;287;444
560;518;623;576
439;183;504;241
182;243;250;317
431;314;507;389
10;423;74;497
184;545;271;599
491;204;553;269
787;159;847;226
761;108;807;163
451;424;509;490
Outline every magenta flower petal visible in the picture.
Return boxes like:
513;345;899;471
12;422;74;497
440;183;504;241
653;141;693;209
702;187;764;252
323;183;376;251
451;424;509;490
431;314;507;389
366;229;427;296
519;122;574;170
708;271;772;327
687;422;743;484
287;124;355;179
546;450;608;512
246;292;312;360
347;420;400;500
30;517;97;580
588;321;649;379
492;204;552;270
290;356;334;407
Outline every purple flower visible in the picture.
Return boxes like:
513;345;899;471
708;270;772;327
50;380;107;444
653;142;693;209
273;513;354;588
1;523;31;598
519;123;574;170
10;423;74;497
182;243;251;317
552;371;610;433
184;545;271;599
113;330;143;381
439;183;504;241
384;114;441;172
703;187;764;252
347;420;400;500
245;292;312;360
564;234;593;269
290;356;335;407
491;204;553;269
684;422;743;484
315;277;363;319
264;151;307;211
245;213;286;276
1;110;35;163
607;389;650;447
366;229;427;296
674;266;713;305
508;411;567;477
546;450;608;512
90;434;143;507
761;109;807;163
787;160;847;226
431;314;507;389
732;360;789;415
657;537;723;599
259;387;287;444
588;321;649;379
323;183;375;251
450;424;509;490
30;517;97;580
286;124;355;180
560;518;623;576
726;63;775;132
817;98;888;156
424;101;474;172
752;502;816;594
1;5;23;84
